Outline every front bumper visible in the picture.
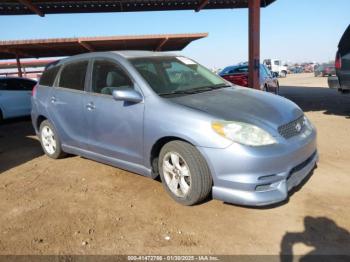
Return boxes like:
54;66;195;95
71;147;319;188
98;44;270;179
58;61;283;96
197;130;318;206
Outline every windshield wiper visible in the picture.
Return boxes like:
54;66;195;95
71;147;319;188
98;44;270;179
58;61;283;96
159;88;212;96
159;84;231;97
209;84;232;89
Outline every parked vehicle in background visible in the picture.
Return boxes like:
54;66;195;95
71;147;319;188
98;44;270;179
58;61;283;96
219;64;279;94
288;66;304;74
329;25;350;93
314;64;336;77
263;59;288;77
0;77;37;122
32;51;317;207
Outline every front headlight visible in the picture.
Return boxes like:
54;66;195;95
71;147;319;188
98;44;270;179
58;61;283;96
303;116;313;130
301;115;314;137
212;120;277;146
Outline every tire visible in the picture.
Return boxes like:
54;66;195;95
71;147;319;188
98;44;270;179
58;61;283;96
158;140;212;206
275;82;280;95
39;120;66;159
280;71;287;78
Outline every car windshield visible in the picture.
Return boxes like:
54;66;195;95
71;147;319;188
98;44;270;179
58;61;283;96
130;56;229;96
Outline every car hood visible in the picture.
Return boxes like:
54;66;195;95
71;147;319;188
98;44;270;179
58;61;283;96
168;87;303;130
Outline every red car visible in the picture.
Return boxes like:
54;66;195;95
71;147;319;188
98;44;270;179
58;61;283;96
219;64;279;94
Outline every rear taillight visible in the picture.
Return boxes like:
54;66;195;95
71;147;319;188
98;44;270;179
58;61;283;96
223;74;249;87
32;84;38;97
335;51;342;70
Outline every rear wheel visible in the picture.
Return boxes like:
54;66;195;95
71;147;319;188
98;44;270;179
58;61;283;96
280;71;287;78
39;120;66;159
158;141;212;206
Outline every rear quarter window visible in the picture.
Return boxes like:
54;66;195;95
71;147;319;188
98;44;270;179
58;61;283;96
39;66;60;86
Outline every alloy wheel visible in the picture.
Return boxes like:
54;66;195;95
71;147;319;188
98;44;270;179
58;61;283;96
162;152;191;197
41;125;57;155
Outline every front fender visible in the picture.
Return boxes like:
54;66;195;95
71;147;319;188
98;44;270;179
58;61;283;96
142;96;233;169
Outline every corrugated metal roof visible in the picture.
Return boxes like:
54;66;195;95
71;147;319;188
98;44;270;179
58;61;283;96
0;33;208;59
0;0;276;16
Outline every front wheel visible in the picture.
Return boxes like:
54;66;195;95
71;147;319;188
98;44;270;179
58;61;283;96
280;71;287;78
158;141;212;206
39;120;66;159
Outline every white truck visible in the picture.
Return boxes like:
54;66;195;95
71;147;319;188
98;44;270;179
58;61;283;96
263;59;288;77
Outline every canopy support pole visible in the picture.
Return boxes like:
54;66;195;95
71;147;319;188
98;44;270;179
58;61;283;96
248;0;261;90
16;55;23;78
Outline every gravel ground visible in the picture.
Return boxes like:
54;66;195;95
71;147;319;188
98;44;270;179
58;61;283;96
0;73;349;256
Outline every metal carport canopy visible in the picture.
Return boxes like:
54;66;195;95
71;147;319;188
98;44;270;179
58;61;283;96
0;33;207;77
0;0;275;16
0;33;208;60
0;0;277;89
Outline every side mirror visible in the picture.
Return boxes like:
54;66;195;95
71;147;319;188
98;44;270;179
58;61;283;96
112;88;143;103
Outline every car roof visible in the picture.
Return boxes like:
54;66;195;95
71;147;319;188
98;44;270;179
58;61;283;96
113;50;177;58
52;50;178;68
0;77;36;82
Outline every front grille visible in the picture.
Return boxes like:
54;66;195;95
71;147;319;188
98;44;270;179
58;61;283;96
278;116;305;139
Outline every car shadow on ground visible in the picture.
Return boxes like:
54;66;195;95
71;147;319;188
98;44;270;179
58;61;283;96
0;117;43;174
280;216;350;262
280;86;350;118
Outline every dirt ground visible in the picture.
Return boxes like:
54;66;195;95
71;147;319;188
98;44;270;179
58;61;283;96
0;73;350;256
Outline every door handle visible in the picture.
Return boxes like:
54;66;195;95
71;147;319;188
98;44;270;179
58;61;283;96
50;96;57;103
86;102;95;111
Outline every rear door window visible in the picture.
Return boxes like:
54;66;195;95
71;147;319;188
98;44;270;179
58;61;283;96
19;79;37;90
0;79;35;91
231;66;248;73
39;66;60;86
59;61;88;91
0;79;9;90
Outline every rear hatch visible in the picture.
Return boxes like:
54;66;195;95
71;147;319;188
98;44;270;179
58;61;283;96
336;25;350;89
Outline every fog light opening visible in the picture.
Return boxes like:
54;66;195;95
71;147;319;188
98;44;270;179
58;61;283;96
255;184;272;192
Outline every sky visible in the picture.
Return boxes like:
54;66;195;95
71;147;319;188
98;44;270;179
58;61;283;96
0;0;349;69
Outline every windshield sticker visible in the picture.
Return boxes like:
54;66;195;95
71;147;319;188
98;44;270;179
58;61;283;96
176;57;196;65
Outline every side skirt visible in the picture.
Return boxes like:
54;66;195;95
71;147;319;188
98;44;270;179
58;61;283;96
62;144;152;178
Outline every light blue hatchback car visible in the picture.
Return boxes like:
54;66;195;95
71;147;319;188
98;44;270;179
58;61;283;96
0;77;36;121
31;51;318;206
